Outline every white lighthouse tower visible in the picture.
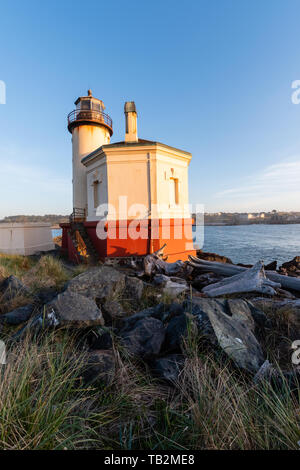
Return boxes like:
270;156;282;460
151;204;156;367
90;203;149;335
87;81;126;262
67;90;113;214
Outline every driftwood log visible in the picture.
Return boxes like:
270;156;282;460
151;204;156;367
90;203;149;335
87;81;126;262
188;256;300;293
144;244;184;277
202;261;280;297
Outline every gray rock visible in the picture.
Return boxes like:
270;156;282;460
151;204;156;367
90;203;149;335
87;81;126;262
82;350;116;386
192;273;223;290
121;317;165;359
164;313;198;352
125;276;144;301
89;327;113;350
152;354;184;383
0;276;29;302
0;304;35;325
153;274;188;297
102;300;125;324
182;299;216;340
120;305;165;331
246;300;269;328
46;290;104;328
66;266;126;302
190;298;265;373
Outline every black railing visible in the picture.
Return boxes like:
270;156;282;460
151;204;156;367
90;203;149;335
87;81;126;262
68;109;113;132
69;208;86;224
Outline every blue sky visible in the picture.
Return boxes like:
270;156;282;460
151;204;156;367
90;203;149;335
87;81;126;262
1;0;300;218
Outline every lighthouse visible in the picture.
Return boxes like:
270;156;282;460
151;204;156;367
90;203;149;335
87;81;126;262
61;91;196;263
67;90;113;213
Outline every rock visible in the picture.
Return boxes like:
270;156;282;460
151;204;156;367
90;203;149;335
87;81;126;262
182;299;216;340
102;300;125;324
162;303;185;321
37;287;59;304
66;266;126;302
253;360;274;384
88;327;113;350
265;261;277;271
0;304;35;325
196;250;233;264
152;354;184;383
121;317;165;359
253;360;300;393
153;274;188;297
0;276;29;302
46;290;104;328
120;303;184;331
81;350;116;386
164;313;198;352
246;301;269;328
279;256;300;276
190;298;264;373
192;272;223;290
121;308;158;332
250;298;300;336
125;276;144;301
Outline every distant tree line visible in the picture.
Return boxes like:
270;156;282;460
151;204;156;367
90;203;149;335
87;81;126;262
0;215;69;225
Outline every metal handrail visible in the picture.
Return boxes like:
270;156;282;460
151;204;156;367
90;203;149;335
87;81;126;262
67;109;113;131
69;208;86;224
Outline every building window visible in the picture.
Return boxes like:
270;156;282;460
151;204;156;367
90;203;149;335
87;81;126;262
170;178;179;206
93;181;100;208
80;100;91;110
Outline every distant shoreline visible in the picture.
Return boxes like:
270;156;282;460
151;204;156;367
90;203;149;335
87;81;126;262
195;222;300;227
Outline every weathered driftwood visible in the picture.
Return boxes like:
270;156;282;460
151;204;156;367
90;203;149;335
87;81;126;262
188;256;300;293
144;245;184;277
202;261;280;297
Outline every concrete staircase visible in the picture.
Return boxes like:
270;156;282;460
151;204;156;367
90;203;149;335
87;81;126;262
69;222;99;264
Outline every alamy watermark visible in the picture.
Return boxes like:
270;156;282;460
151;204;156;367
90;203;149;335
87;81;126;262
93;198;204;250
291;340;300;365
0;340;6;365
0;80;6;104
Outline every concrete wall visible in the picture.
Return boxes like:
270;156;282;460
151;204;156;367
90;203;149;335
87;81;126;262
0;223;54;256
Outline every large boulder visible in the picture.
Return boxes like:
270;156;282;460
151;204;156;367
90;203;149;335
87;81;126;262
189;298;265;373
65;266;126;302
121;317;165;359
0;276;29;302
46;290;104;328
81;350;116;386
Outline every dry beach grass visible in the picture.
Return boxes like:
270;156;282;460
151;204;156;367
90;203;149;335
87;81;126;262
0;253;299;450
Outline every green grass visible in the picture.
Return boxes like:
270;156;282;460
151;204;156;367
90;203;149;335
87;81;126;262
0;325;299;450
0;254;299;450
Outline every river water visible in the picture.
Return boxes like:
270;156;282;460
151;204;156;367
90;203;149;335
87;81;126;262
195;224;300;265
52;224;300;266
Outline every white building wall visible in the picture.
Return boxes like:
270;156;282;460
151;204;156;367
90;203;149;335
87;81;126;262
0;223;54;256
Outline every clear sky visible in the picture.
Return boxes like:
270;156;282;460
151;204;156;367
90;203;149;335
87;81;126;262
1;0;300;218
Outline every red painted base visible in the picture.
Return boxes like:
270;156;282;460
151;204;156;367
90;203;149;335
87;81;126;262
60;218;196;263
